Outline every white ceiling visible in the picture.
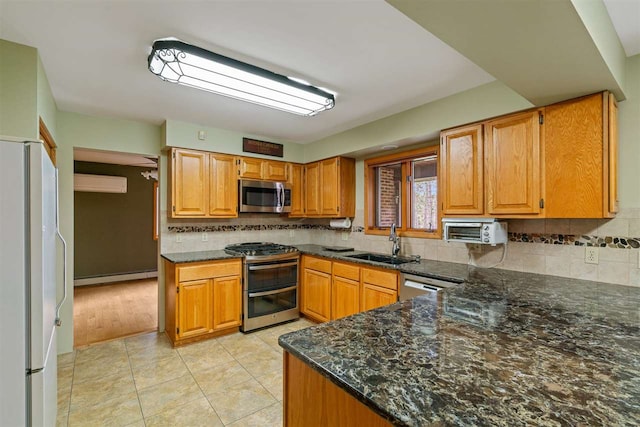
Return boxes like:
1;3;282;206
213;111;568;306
0;1;637;145
0;0;495;144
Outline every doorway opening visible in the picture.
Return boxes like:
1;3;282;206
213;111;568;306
72;148;159;348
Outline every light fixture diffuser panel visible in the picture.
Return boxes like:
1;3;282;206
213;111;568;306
148;39;335;116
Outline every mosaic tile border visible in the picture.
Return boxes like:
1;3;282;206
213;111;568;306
509;233;640;249
167;224;365;233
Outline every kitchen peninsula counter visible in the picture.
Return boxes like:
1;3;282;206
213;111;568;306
279;265;640;426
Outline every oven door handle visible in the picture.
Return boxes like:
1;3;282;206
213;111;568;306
249;285;297;298
248;262;298;271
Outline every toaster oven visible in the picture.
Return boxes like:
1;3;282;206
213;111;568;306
442;218;508;246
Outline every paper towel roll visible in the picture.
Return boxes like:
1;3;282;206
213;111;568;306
329;218;352;229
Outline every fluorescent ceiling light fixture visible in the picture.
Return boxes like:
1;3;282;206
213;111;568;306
147;39;335;116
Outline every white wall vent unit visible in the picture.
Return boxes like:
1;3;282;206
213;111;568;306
74;173;127;193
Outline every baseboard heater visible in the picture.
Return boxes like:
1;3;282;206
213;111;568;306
74;270;157;287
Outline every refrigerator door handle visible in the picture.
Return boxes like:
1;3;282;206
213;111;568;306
54;168;67;327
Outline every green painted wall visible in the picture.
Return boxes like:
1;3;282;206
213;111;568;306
618;54;640;208
164;119;305;163
37;55;58;141
304;81;533;162
0;39;38;139
74;162;158;279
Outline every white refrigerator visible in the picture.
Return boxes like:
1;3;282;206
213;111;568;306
0;139;66;426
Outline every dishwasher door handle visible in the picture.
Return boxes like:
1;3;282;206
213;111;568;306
404;280;442;293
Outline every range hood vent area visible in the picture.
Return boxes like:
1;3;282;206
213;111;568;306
73;173;127;193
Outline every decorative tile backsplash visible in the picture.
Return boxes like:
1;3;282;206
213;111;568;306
167;224;365;233
509;233;640;249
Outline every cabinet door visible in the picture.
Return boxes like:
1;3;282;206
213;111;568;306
212;275;241;330
288;163;305;217
177;279;212;339
238;157;263;179
607;93;618;216
361;283;397;312
332;276;360;320
440;124;484;215
320;158;339;216
263;160;288;181
172;149;209;217
305;162;321;216
301;268;331;322
209;153;238;217
485;111;541;215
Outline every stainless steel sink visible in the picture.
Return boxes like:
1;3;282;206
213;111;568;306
345;253;416;265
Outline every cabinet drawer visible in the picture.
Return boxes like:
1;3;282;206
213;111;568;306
304;256;332;274
332;262;360;281
178;260;241;282
362;268;397;290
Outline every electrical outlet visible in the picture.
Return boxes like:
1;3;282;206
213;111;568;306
198;130;206;140
176;234;183;243
202;232;208;242
289;229;295;238
585;246;599;264
341;231;349;241
637;251;640;268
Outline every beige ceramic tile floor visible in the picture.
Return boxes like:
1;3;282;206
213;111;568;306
57;318;316;426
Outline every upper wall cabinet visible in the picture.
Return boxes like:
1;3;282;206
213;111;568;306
440;124;484;215
484;110;542;216
288;163;305;217
440;91;618;219
543;92;618;218
441;110;543;217
170;148;238;218
238;157;288;181
304;157;355;218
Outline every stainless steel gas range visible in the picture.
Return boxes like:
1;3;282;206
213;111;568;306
224;242;299;332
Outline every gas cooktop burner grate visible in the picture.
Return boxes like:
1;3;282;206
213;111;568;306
224;242;298;257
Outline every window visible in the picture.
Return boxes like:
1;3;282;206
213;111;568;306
365;146;440;238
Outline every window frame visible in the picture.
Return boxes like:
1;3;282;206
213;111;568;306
364;145;441;239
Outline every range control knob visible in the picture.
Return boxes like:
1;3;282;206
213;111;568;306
484;238;490;243
483;232;490;236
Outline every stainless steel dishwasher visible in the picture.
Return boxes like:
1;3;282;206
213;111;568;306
399;273;462;300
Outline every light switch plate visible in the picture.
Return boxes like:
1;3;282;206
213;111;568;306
202;232;208;242
341;232;349;241
176;234;183;243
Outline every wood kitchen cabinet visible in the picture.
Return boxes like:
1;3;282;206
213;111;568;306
288;163;305;217
484;110;542;215
165;258;242;347
171;148;209;217
238;156;288;181
440;124;484;215
304;156;355;218
301;255;398;322
440;92;618;219
332;262;360;319
300;256;332;323
543;91;618;217
169;148;238;218
440;111;542;217
360;267;398;312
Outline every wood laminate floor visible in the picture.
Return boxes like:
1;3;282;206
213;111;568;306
73;278;158;348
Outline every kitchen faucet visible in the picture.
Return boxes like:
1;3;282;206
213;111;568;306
389;223;400;257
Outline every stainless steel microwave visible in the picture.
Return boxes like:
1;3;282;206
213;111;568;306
239;179;291;213
442;218;508;246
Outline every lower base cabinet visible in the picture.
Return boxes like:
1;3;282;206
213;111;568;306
301;255;398;322
283;351;392;427
165;258;242;347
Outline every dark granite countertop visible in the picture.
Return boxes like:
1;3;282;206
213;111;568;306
161;250;239;263
279;266;640;426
